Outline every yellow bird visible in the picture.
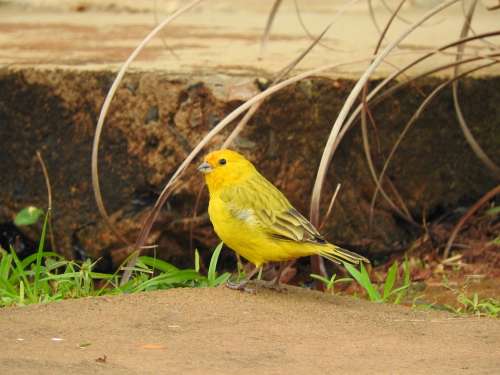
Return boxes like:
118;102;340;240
198;149;368;289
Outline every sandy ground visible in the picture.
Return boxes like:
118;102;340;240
0;287;499;374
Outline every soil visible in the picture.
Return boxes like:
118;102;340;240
1;287;499;374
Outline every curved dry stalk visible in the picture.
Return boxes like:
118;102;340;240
153;0;180;60
225;22;333;148
460;0;498;49
380;0;445;27
36;151;52;212
331;32;500;166
318;183;341;231
380;0;413;25
452;0;500;179
36;151;56;252
293;0;361;52
443;184;500;258
368;0;383;35
487;2;500;11
310;0;461;226
372;48;500;107
369;60;500;229
120;58;371;285
259;0;283;59
91;0;203;245
361;0;418;226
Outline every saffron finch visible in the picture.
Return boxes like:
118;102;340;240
198;149;368;287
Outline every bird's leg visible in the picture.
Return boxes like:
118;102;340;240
226;265;262;291
259;261;289;292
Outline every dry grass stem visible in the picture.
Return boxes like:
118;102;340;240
310;0;460;227
443;184;500;258
91;0;203;246
35;151;56;253
452;0;500;179
259;0;283;59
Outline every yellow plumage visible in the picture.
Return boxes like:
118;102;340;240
198;149;368;270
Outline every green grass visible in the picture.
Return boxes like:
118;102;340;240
343;259;411;304
311;259;411;303
0;245;230;307
310;273;352;294
0;211;230;307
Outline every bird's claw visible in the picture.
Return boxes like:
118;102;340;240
226;279;256;294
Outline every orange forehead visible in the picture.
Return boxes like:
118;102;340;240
204;149;246;165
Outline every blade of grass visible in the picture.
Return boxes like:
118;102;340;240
8;246;34;300
208;242;224;286
33;211;50;300
36;151;56;252
138;256;179;274
194;249;201;273
383;261;398;300
344;262;381;301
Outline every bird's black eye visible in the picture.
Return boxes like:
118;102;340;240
219;158;227;165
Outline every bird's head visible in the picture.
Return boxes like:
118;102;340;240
198;149;256;193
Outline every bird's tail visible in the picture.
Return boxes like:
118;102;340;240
319;244;370;265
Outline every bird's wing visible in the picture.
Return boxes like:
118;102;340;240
220;173;324;243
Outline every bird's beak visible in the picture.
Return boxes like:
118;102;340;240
197;161;213;174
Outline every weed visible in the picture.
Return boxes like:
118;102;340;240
344;258;411;303
0;210;230;307
456;293;499;317
310;273;352;294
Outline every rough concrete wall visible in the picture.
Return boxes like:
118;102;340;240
0;68;498;268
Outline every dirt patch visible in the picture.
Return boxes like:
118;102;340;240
0;287;498;374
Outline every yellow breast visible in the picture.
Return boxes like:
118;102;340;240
208;194;317;267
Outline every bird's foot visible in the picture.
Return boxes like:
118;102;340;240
226;279;256;294
255;278;287;293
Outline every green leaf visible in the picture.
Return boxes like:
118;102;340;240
344;263;381;302
208;242;224;286
132;270;204;292
485;206;500;216
383;261;398;301
194;249;200;273
138;256;178;274
310;273;331;285
14;206;44;226
33;211;50;298
213;272;231;286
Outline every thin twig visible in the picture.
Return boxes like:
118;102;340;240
224;21;334;148
370;60;500;232
36;151;56;253
361;0;418;226
259;0;283;59
153;0;180;60
310;0;460;226
91;0;203;246
293;0;361;52
367;0;383;35
330;32;500;178
319;183;341;231
443;184;500;258
452;0;500;179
